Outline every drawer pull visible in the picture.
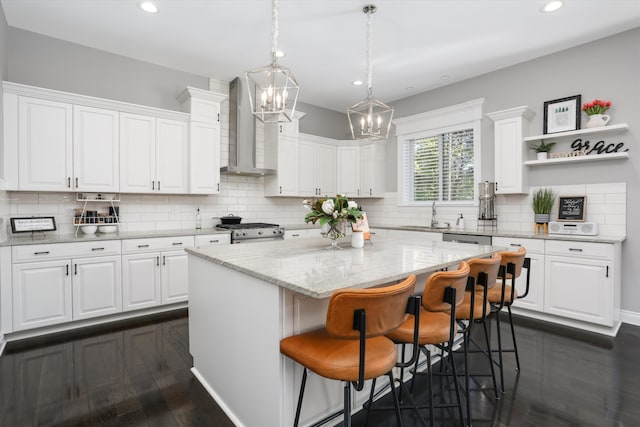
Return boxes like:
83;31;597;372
569;248;583;252
163;256;166;266
292;234;300;237
172;242;183;246
209;239;219;243
91;247;105;251
510;243;522;247
137;244;150;248
34;251;50;255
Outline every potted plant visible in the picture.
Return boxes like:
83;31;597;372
532;187;556;224
582;98;612;128
529;140;556;160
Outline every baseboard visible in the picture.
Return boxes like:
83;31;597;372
191;367;246;427
621;309;640;326
0;335;6;357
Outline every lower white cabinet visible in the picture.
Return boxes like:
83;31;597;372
11;241;122;331
121;236;195;311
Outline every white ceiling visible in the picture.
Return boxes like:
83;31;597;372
2;0;640;112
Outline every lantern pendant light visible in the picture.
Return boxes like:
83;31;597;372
347;4;393;141
245;0;299;123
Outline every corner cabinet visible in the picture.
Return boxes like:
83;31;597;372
487;106;534;195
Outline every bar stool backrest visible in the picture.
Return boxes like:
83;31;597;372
326;275;417;339
469;254;502;290
422;261;470;312
499;247;527;279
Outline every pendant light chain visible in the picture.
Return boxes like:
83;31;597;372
366;6;373;95
271;0;279;61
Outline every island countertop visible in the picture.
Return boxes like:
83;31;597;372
186;236;505;298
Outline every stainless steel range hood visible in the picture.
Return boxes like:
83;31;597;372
221;77;276;176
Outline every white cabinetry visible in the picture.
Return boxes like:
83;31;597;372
492;237;544;313
264;112;306;197
10;241;122;331
487;106;534;194
195;234;231;246
178;87;228;195
360;143;385;197
298;136;337;197
121;236;195;310
120;112;189;194
337;146;360;196
544;240;616;326
73;105;119;192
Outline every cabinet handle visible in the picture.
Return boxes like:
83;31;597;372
217;113;220;122
163;256;166;266
369;188;372;196
172;242;183;246
357;189;360;196
606;266;609;278
279;124;283;133
496;182;499;191
75;177;78;188
66;264;69;276
217;183;220;192
569;248;583;252
209;239;219;243
510;243;522;247
137;244;150;248
152;181;155;190
158;181;161;191
34;251;50;255
67;177;71;188
91;247;105;251
279;186;282;194
156;256;160;266
74;264;77;275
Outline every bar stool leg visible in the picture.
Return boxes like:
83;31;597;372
507;306;521;371
344;381;352;427
294;368;308;427
387;372;404;427
495;313;505;393
482;321;500;399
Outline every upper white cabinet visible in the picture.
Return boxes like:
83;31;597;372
74;105;119;192
298;136;337;197
337;146;360;197
360;143;385;198
264;112;305;197
16;96;73;191
178;87;228;195
120;113;188;193
487;106;534;195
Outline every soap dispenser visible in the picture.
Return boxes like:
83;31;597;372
195;208;202;230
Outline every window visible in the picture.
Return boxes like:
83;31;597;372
394;99;484;206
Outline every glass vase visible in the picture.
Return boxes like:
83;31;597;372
323;221;347;250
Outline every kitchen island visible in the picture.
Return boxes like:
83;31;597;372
186;236;505;427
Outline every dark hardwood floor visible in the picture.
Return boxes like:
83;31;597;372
1;311;639;426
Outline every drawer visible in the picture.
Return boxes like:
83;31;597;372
12;240;121;262
195;234;231;246
492;237;544;254
122;235;195;253
285;229;310;239
544;240;613;260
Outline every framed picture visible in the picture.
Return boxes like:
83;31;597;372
352;212;371;240
10;217;57;233
557;196;586;221
543;95;581;134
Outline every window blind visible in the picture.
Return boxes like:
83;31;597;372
402;129;475;204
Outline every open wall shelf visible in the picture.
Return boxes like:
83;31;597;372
524;123;628;142
525;152;629;166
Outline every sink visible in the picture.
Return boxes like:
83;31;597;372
398;225;450;231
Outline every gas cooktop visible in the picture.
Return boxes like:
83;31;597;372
216;223;279;230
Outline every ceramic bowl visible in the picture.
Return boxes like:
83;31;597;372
98;225;117;233
81;225;98;234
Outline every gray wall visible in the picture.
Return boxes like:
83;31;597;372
7;28;209;111
298;101;352;140
0;5;7;80
387;27;640;313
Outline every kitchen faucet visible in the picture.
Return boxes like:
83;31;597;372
431;201;438;227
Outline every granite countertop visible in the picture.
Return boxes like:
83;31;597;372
186;236;504;299
0;228;231;247
282;223;626;244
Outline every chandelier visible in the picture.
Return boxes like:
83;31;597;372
245;0;299;123
347;4;393;141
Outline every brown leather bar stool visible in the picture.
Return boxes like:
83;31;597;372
280;275;419;427
383;262;471;427
486;247;530;391
454;253;502;423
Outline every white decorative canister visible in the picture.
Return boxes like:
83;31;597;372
351;230;364;248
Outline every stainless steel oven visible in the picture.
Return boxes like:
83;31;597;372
216;223;284;244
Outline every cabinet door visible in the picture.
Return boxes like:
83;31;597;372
494;117;526;194
72;256;122;320
73;105;119;192
161;250;189;304
337;147;360;197
12;260;72;331
277;136;300;196
544;256;612;326
122;253;161;311
18;96;73;191
360;143;385;197
189;121;221;194
298;141;317;196
512;252;544;312
156;118;189;194
120;112;156;193
316;144;336;196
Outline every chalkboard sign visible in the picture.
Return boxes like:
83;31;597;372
558;196;586;221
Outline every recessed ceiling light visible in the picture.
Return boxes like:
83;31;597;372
138;1;158;14
405;86;414;91
353;80;363;86
541;1;563;13
440;75;450;80
275;50;285;58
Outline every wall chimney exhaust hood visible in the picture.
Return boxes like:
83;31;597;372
221;77;276;176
